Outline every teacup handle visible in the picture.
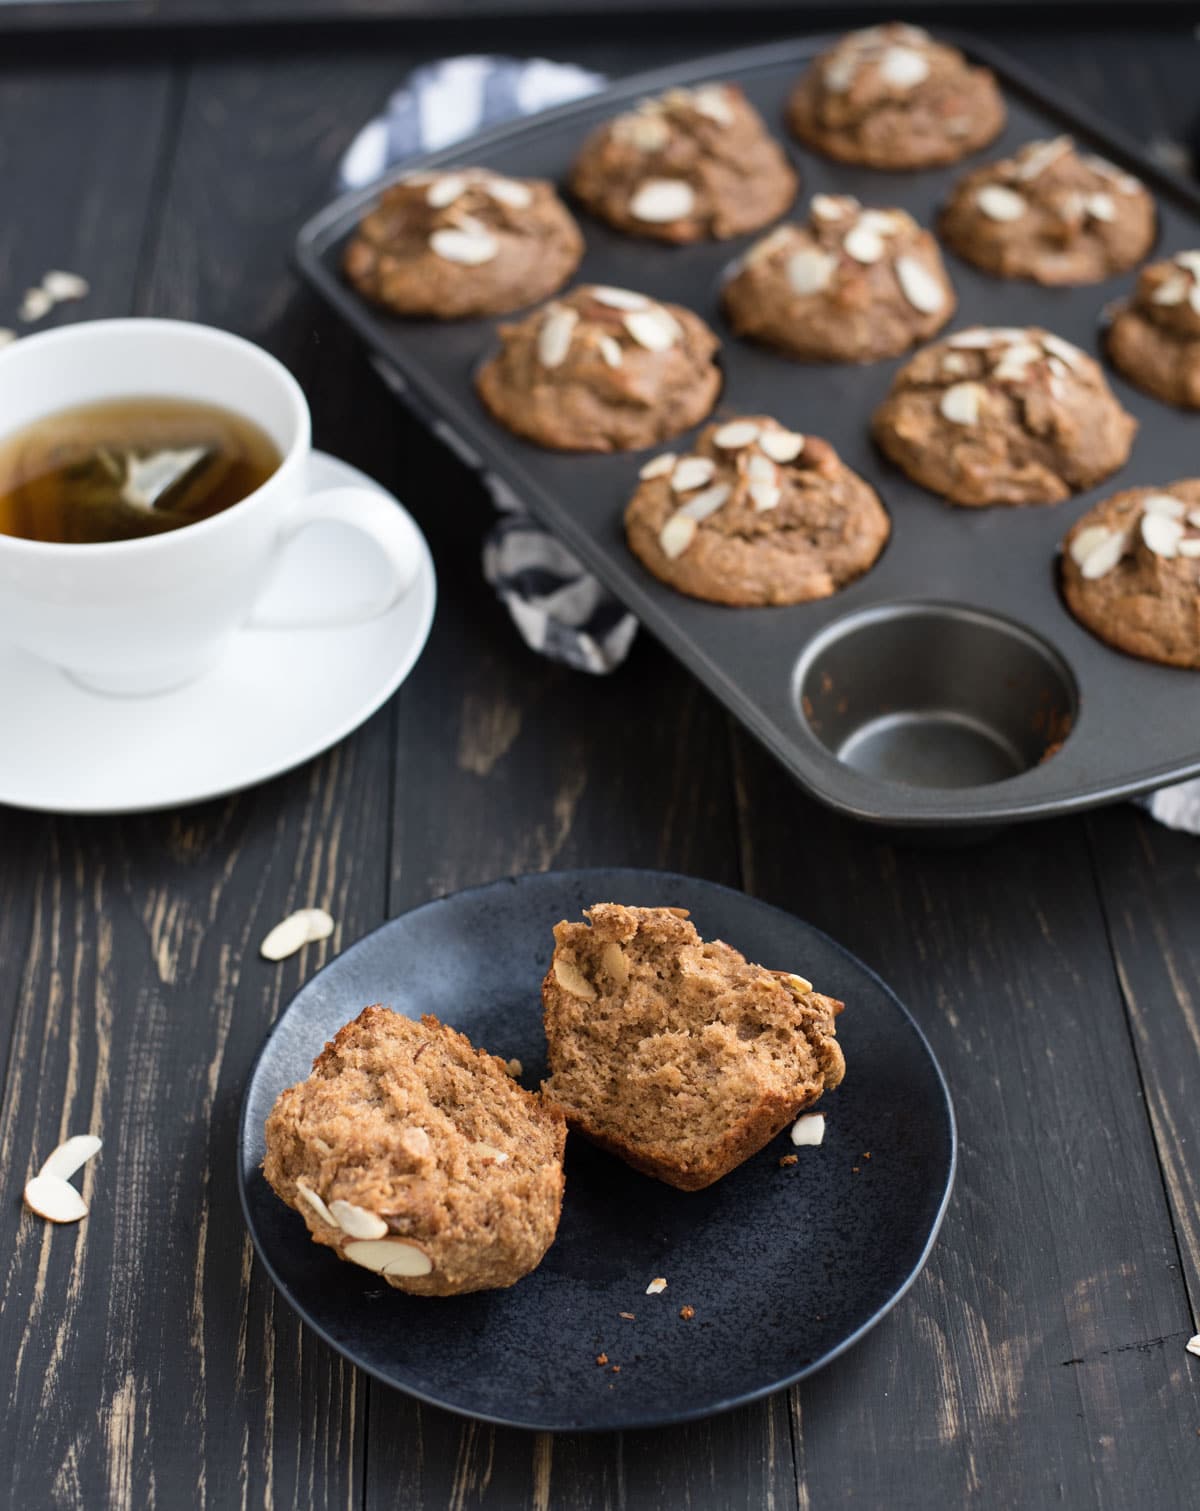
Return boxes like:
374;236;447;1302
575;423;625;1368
248;486;423;630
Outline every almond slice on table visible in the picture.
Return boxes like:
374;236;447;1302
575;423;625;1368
260;907;335;961
790;1113;826;1147
24;1132;102;1224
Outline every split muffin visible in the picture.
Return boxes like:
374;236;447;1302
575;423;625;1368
263;1006;567;1296
541;903;845;1191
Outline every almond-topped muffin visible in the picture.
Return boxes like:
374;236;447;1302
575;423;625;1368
624;414;889;605
343;168;584;318
723;194;955;362
939;136;1156;285
476;284;721;452
541;904;845;1191
263;1006;566;1296
1062;483;1200;667
569;83;797;243
872;326;1137;507
1108;252;1200;408
787;23;1005;170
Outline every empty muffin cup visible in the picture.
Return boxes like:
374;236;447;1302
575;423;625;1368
795;602;1077;790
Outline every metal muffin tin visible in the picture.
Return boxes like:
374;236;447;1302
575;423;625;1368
296;33;1200;828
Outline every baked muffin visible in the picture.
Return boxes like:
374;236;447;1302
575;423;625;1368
625;414;889;605
1062;482;1200;667
569;83;797;243
343;168;584;318
872;326;1137;507
263;1006;567;1296
722;194;955;362
475;284;721;452
541;904;845;1191
786;23;1005;170
1108;252;1200;408
939;136;1155;285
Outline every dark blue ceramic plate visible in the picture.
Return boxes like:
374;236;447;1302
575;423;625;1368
238;869;955;1431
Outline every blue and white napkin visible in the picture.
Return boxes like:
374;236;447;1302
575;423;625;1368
339;56;1200;828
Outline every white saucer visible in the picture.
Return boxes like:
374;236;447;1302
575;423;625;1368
0;451;436;814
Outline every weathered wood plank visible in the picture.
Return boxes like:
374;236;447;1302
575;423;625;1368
730;733;1200;1510
1086;804;1200;1315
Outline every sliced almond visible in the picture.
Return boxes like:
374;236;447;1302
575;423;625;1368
1142;493;1186;519
671;456;716;492
1177;539;1200;558
484;176;533;208
843;224;886;264
712;420;760;450
1189;509;1200;529
1016;135;1073;182
328;1200;389;1240
1040;334;1085;371
786;247;837;295
615;112;672;151
645;1277;668;1295
428;227;497;266
1175;250;1200;276
878;45;929;89
19;287;53;322
294;1180;337;1227
678;483;731;521
598;335;624;368
1141;512;1184;558
24;1175;88;1224
38;1133;102;1182
1086;192;1117;223
1069;525;1116;568
659;513;698;560
399;1126;432;1159
426;174;468;208
623;308;680;351
942;352;970;377
745;452;776;484
629;178;695;224
939;381;985;425
260;907;335;961
823;53;859;93
1080;530;1128;580
749;480;781;512
537;306;578;368
1186;1335;1200;1358
1190;284;1200;318
343;1238;433;1278
601;941;630;984
895;256;945;315
639;452;677;481
790;1113;826;1147
948;327;1026;349
811;193;853;221
691;85;735;125
976;185;1026;222
787;973;814;994
0;328;15;349
42;270;89;302
553;956;597;1000
590;285;649;311
758;429;804;463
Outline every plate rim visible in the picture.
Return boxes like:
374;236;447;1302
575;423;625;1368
237;866;958;1432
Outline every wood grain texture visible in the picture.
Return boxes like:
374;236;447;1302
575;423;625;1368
730;732;1200;1510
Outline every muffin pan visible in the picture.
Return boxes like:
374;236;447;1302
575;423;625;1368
295;32;1200;828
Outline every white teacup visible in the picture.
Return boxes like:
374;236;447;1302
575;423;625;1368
0;318;423;695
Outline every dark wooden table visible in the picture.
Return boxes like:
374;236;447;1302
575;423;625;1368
2;14;1199;1509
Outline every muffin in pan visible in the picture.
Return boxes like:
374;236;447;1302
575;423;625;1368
476;284;721;452
569;82;797;243
939;136;1156;285
343;168;584;318
1107;252;1200;408
723;194;955;363
541;903;845;1192
786;23;1005;170
624;413;889;606
872;326;1137;508
263;1006;567;1296
1062;482;1200;668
